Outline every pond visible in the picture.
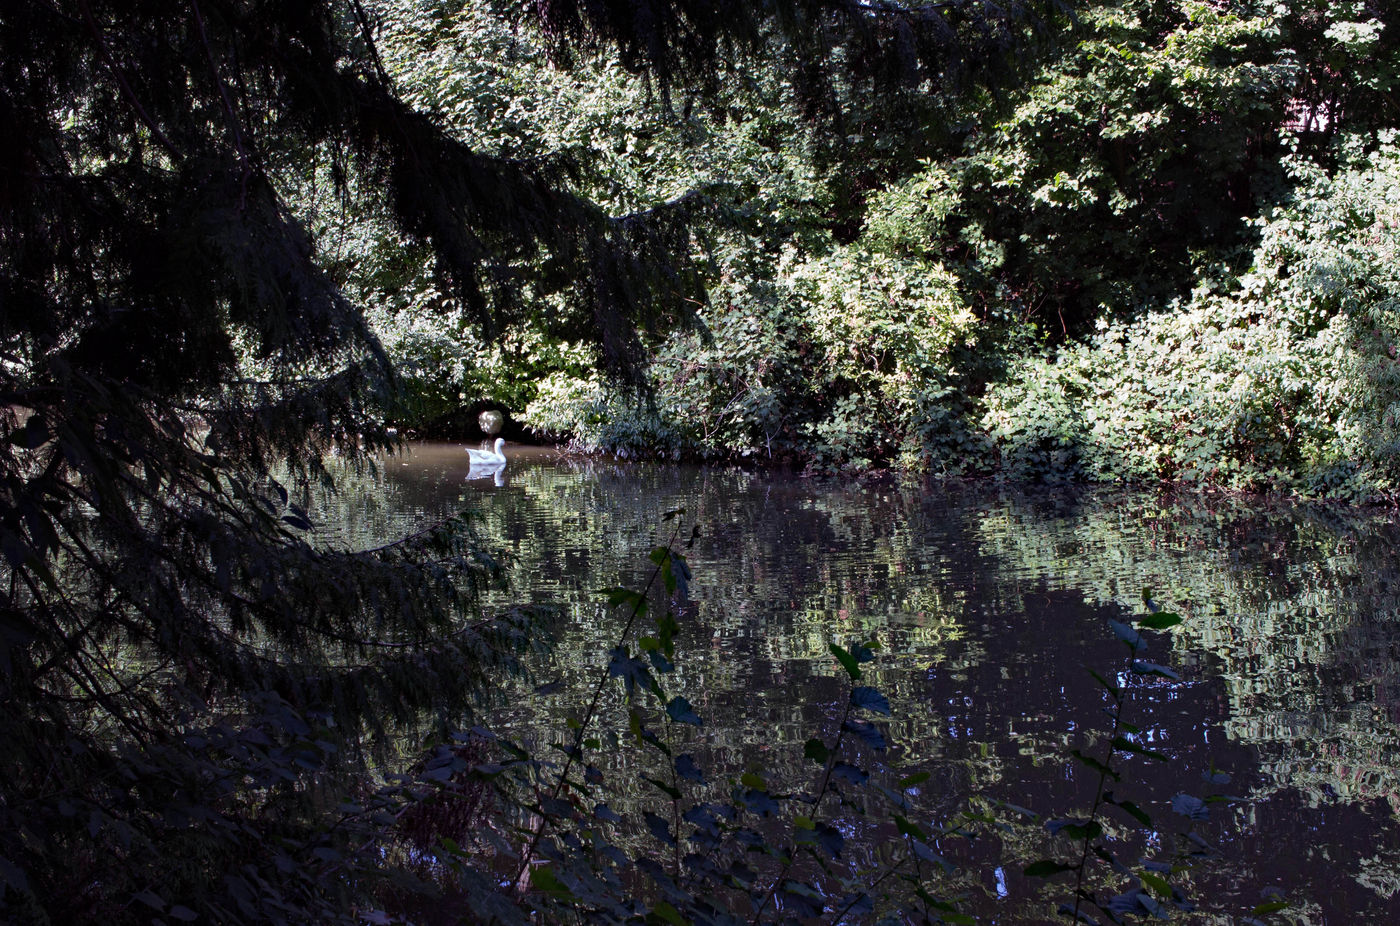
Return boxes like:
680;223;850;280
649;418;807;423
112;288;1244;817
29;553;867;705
335;442;1400;923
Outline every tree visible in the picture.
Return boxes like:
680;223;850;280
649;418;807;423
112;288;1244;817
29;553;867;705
0;0;1044;920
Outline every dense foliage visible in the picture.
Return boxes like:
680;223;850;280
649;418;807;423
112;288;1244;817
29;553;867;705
358;0;1400;502
985;140;1400;500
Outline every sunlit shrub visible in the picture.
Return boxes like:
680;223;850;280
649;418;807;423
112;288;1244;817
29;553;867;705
984;139;1400;501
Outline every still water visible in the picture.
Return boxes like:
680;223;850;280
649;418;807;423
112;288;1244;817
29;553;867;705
337;442;1400;923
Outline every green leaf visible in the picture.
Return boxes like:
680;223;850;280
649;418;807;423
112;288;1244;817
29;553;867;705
898;771;931;789
599;587;647;611
1070;749;1121;781
655;612;679;660
803;739;830;763
1024;860;1078;878
1107;796;1152;826
829;643;862;681
1047;818;1103;840
650;900;690;925
1139;871;1172;899
1250;901;1290;915
1137;612;1182;630
1088;669;1120;698
741;772;767;791
1111;736;1168;762
529;865;574;899
893;814;927;840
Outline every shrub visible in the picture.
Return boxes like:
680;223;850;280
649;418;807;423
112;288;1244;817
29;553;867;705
983;138;1400;502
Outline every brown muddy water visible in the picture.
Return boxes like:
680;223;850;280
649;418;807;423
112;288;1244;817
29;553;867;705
327;441;1400;923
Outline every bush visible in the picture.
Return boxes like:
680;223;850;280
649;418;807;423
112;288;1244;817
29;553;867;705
983;138;1400;502
526;240;989;470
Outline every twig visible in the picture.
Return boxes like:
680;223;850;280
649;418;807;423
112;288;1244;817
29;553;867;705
76;0;181;156
511;520;683;893
189;0;254;207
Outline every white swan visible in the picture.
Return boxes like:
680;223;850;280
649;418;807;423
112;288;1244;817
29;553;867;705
467;437;506;465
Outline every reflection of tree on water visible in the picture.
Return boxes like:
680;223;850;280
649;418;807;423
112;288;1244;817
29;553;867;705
968;488;1400;820
326;448;1400;918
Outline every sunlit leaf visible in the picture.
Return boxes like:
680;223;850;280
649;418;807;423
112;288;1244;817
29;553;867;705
1138;612;1182;630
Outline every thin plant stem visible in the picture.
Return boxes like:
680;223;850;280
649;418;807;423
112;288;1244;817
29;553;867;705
1071;641;1136;923
512;521;682;894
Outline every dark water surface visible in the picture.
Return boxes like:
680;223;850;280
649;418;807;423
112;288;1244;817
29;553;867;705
335;442;1400;923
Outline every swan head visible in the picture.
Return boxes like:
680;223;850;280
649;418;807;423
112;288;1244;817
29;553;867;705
493;437;505;453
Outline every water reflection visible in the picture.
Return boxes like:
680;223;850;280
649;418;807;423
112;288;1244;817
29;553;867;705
326;444;1400;921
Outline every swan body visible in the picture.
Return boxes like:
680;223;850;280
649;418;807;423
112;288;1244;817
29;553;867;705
467;437;506;465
